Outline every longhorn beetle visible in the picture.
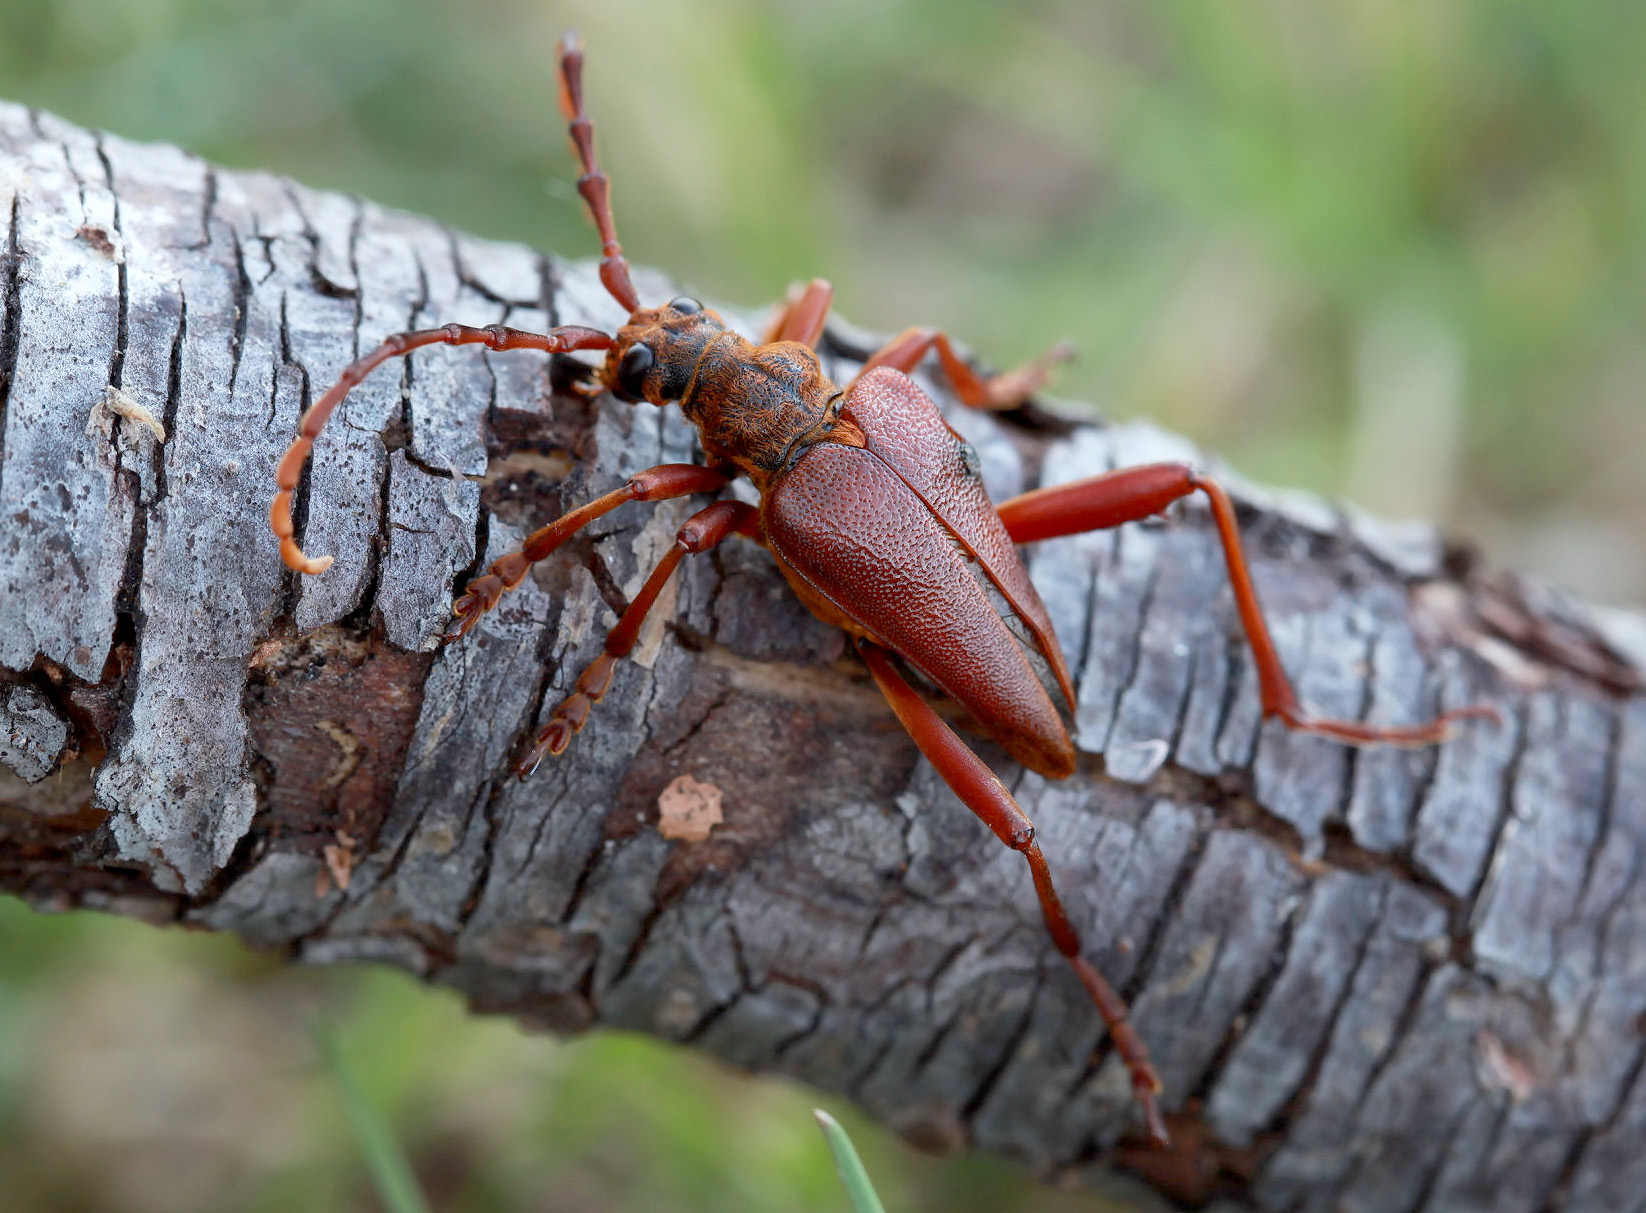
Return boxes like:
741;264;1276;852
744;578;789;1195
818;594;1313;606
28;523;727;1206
271;32;1494;1146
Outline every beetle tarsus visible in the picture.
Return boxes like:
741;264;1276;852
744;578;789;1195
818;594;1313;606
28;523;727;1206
996;463;1499;742
1271;700;1502;746
852;326;1075;410
977;338;1076;408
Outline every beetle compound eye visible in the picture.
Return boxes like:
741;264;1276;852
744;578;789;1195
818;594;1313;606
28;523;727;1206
614;343;655;401
668;296;703;315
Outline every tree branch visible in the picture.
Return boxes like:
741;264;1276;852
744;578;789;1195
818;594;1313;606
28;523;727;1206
3;102;1644;1212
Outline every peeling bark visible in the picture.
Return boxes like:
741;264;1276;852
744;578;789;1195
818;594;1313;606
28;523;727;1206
3;103;1645;1213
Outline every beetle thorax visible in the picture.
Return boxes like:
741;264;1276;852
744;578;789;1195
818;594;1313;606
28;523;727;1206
680;334;841;482
603;303;842;485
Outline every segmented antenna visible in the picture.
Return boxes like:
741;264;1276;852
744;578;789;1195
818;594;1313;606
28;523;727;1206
558;32;641;314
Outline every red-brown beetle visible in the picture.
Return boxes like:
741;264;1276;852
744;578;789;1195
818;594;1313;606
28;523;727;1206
271;32;1493;1146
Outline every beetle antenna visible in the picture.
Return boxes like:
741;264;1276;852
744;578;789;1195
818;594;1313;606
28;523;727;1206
558;31;641;314
271;322;613;575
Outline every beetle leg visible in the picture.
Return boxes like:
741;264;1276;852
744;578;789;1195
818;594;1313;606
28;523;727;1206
762;278;835;346
272;323;614;575
517;499;759;775
996;463;1500;745
858;639;1169;1146
445;463;735;640
852;327;1074;410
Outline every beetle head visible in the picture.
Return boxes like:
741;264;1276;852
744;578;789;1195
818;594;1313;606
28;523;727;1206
603;296;726;405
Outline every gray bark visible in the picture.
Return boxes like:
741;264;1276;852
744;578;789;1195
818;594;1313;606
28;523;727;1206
3;102;1645;1213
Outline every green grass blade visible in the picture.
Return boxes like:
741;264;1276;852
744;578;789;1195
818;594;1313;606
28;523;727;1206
814;1109;887;1213
314;1019;432;1213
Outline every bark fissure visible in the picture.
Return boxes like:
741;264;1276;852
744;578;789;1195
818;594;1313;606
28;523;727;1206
1345;959;1442;1127
1399;656;1451;853
275;291;309;622
1066;826;1212;1100
1550;1029;1646;1213
1267;879;1390;1139
1467;699;1530;912
1212;621;1252;768
1331;619;1378;826
959;966;1045;1123
95;137;129;395
1562;706;1624;953
1102;554;1164;756
770;977;830;1062
156;295;186;504
227;228;252;400
351;247;429;621
1412;1100;1507;1213
1539;1126;1601;1213
1190;886;1303;1105
0;189;22;515
194;166;217;251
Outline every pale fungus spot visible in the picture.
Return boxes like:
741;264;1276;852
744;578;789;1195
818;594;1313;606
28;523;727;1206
76;223;124;262
657;773;724;842
1475;1029;1538;1103
88;385;167;443
315;719;362;788
320;831;359;895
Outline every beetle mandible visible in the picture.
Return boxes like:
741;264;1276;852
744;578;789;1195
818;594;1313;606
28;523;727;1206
270;31;1494;1146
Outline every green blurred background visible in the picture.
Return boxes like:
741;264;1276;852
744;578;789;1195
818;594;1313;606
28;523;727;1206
2;0;1642;1209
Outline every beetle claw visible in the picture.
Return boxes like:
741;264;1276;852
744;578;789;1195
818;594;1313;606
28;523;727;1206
444;573;508;643
516;719;577;778
545;719;576;755
443;607;478;644
1137;1085;1170;1148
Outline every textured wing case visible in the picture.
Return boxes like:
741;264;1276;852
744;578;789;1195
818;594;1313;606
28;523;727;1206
840;368;1076;709
763;369;1077;778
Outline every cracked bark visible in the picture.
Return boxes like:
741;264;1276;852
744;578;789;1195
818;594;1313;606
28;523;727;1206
4;104;1646;1213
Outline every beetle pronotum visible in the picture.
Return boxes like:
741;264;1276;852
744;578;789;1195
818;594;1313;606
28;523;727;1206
271;31;1493;1145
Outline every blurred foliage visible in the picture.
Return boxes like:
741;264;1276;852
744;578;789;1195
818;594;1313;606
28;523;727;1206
1;0;1640;597
315;1019;432;1213
814;1111;889;1213
1;0;1643;1210
0;898;1121;1211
